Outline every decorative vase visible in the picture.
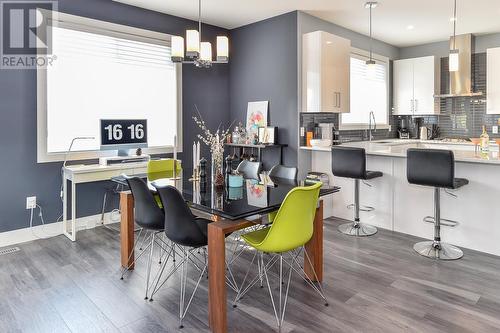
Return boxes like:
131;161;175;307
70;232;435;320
211;155;224;188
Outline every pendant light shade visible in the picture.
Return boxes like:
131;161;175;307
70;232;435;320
186;29;200;57
170;0;229;67
200;42;212;62
449;49;459;72
171;36;184;62
365;2;377;69
216;36;229;62
449;0;459;72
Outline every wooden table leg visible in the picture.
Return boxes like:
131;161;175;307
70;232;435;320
120;191;135;270
208;223;227;333
304;199;324;282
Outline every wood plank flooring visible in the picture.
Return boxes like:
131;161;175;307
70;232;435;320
1;218;500;333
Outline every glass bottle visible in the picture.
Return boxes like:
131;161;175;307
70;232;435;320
480;125;490;153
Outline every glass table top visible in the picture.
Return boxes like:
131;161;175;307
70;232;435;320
112;171;340;221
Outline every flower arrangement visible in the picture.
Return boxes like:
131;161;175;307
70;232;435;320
193;105;233;185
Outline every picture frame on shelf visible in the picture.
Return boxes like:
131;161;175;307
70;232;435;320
258;127;277;144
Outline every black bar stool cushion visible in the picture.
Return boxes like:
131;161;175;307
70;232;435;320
124;176;164;231
407;148;468;189
332;146;383;180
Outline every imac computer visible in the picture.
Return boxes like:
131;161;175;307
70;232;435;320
99;119;149;165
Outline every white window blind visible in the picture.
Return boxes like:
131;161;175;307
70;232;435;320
45;25;178;154
341;55;388;127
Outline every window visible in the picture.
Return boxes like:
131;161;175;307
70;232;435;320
341;52;389;129
37;12;182;162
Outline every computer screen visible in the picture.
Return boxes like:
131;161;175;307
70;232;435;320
100;119;148;155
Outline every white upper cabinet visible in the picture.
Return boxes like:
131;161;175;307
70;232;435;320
393;56;440;115
302;31;351;113
487;47;500;114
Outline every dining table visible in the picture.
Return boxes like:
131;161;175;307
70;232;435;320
112;171;340;333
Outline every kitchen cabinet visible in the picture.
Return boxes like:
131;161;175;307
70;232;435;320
393;56;440;115
302;31;351;113
487;47;500;114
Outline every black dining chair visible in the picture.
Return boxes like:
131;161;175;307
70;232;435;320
236;160;262;180
148;185;212;328
121;176;170;300
268;164;298;181
149;185;239;328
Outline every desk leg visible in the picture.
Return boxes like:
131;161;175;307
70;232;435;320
70;181;76;241
120;192;135;270
62;178;68;238
304;200;323;282
208;223;227;333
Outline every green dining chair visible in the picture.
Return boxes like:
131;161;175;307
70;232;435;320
233;182;328;332
147;159;182;208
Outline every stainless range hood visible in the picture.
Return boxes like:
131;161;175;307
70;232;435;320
434;34;484;98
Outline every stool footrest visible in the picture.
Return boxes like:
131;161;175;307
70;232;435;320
423;216;459;227
347;204;375;212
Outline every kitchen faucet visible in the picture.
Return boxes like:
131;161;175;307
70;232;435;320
368;111;376;141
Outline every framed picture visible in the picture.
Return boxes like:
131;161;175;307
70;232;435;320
246;101;268;139
258;127;277;144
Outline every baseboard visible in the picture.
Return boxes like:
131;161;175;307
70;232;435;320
0;211;121;248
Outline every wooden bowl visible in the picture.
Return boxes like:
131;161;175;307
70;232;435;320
470;138;481;145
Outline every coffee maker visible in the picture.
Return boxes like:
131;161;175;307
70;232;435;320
398;118;410;139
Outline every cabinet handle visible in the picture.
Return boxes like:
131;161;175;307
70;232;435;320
415;99;418;112
410;99;413;112
338;92;341;108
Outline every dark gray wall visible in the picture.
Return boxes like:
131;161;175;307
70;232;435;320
229;11;298;169
0;0;229;232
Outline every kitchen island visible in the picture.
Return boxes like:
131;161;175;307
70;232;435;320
303;139;500;256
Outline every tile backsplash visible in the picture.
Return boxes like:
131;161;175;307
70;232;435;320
300;53;500;143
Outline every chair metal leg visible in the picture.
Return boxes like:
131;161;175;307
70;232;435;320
338;179;377;237
144;232;156;299
414;188;463;260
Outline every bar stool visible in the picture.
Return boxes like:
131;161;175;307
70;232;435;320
407;148;468;260
331;146;382;236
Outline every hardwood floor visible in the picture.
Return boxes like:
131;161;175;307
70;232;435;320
2;218;500;333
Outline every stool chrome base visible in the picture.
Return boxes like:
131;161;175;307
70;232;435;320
413;241;463;260
338;222;377;237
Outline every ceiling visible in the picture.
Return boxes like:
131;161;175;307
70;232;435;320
114;0;500;47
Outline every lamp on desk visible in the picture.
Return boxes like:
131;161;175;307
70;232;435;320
62;136;95;168
60;136;95;199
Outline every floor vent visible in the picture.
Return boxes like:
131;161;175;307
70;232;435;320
0;247;20;256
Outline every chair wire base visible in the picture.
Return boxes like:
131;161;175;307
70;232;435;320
413;241;463;260
338;221;377;237
233;247;328;332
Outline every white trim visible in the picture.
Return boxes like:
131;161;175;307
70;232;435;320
0;212;118;248
340;48;390;131
36;10;183;163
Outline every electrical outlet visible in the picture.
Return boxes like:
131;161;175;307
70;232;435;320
493;126;498;134
26;196;36;210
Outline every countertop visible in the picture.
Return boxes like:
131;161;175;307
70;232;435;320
300;139;500;165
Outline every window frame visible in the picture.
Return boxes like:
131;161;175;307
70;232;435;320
36;10;183;163
340;47;390;131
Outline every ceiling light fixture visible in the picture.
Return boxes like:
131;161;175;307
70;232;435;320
171;0;228;68
365;2;378;71
449;0;459;72
406;25;415;30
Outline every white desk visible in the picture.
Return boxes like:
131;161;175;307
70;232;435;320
62;162;148;241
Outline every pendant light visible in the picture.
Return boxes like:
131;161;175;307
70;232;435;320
365;2;378;76
449;0;459;72
171;0;229;68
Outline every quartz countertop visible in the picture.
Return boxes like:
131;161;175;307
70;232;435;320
300;139;500;165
